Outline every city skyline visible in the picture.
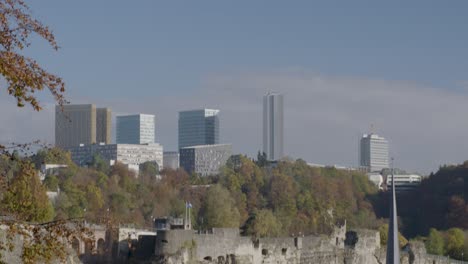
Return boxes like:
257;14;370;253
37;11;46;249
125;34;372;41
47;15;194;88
2;1;468;174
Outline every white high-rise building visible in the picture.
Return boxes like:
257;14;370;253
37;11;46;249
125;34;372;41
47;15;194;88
263;92;284;161
178;109;219;149
116;114;156;144
359;133;389;172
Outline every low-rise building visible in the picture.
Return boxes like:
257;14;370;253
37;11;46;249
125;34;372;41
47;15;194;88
67;143;163;174
386;174;422;192
179;144;232;176
38;164;68;181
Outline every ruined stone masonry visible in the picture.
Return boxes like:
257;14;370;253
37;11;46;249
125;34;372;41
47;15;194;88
154;224;463;264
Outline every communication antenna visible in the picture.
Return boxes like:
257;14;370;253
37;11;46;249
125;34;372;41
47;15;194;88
370;124;375;134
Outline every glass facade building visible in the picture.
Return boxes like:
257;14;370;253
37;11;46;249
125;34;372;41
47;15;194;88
179;144;231;176
178;109;219;149
263;93;284;161
116;114;156;144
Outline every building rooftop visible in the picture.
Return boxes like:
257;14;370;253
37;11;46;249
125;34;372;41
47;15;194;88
180;144;231;149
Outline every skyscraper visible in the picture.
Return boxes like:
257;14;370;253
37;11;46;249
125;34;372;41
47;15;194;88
178;109;219;149
116;114;156;144
263;92;284;161
96;108;112;145
359;133;389;172
55;104;111;148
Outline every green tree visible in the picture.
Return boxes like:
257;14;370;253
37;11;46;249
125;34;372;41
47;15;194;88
202;185;240;228
245;209;281;237
379;224;408;248
89;154;110;174
445;228;464;259
1;162;54;222
425;228;444;255
43;175;59;191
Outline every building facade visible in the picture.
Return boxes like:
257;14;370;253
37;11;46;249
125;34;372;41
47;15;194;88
263;92;284;161
55;104;111;148
178;109;219;149
359;133;389;172
96;108;112;145
179;144;231;176
386;174;422;193
116;114;156;144
68;143;163;172
163;152;179;170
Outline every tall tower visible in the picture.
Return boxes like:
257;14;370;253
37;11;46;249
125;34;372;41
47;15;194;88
359;133;389;172
178;109;219;149
96;107;112;144
55;104;111;148
386;159;400;264
263;92;284;161
116;114;156;144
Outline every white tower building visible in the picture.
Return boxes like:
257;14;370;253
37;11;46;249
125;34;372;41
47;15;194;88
359;133;389;172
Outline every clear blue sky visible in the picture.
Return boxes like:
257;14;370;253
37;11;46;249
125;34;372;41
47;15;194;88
4;0;468;173
28;1;468;97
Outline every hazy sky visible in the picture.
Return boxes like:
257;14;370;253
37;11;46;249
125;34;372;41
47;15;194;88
2;1;468;174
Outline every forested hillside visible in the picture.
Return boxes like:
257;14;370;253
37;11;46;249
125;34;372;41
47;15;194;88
1;148;467;259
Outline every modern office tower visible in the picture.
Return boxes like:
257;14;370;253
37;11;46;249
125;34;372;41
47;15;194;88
116;114;156;144
263;92;284;161
96;108;112;144
55;104;112;148
178;109;219;149
359;133;389;172
68;143;163;172
55;104;95;148
163;151;180;170
179;144;232;176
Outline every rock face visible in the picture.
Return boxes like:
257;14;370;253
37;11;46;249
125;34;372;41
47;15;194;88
0;226;81;264
154;225;455;264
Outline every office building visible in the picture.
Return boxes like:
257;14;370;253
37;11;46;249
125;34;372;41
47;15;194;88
163;151;180;170
116;114;156;144
55;104;111;148
96;108;112;145
359;133;389;172
68;143;163;173
263;92;284;161
178;109;219;149
386;174;422;193
179;144;231;176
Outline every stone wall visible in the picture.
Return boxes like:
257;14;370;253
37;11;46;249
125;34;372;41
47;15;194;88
154;225;465;264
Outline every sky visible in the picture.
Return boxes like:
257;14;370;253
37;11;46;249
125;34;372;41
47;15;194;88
1;1;468;174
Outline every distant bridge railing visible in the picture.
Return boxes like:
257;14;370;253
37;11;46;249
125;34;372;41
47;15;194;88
426;254;468;264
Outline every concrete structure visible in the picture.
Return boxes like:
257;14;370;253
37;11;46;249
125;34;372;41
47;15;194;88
38;163;68;181
178;109;219;149
55;104;111;148
263;92;284;161
359;133;389;172
386;174;422;193
116;114;156;144
367;173;384;190
163;151;179;170
67;143;163;172
96;108;111;145
179;144;232;176
386;169;400;264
